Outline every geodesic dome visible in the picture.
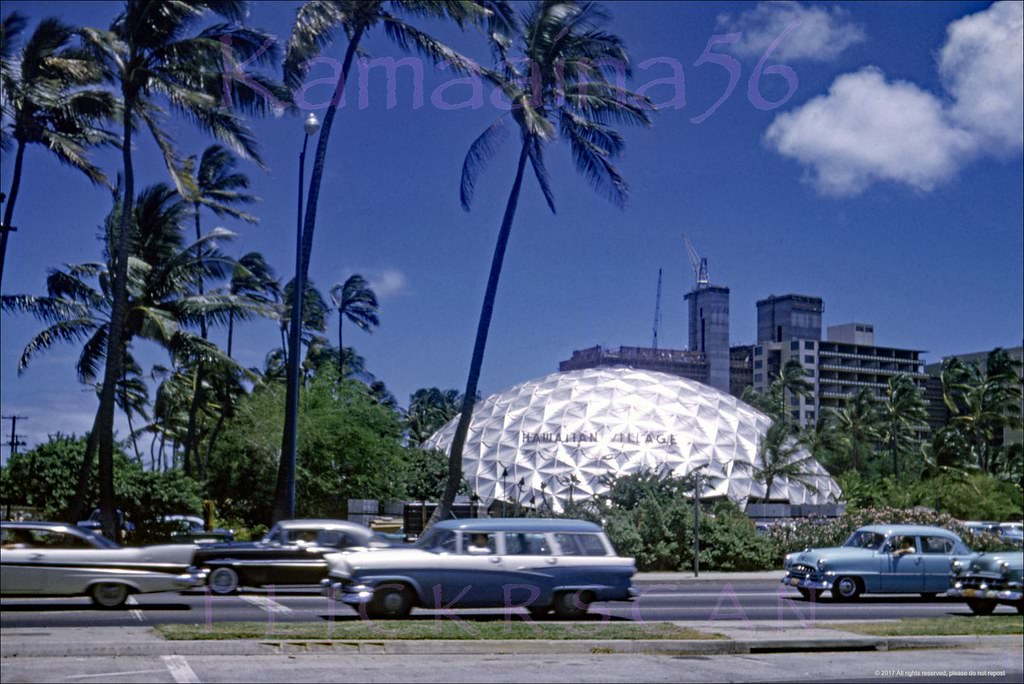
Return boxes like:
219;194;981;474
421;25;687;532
422;367;841;513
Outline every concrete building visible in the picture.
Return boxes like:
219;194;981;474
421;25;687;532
752;295;926;426
686;285;731;393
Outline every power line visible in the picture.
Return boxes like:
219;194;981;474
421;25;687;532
2;415;28;458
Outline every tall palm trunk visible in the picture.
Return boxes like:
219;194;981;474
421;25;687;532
0;139;28;289
227;311;235;356
337;316;344;380
67;410;101;523
95;96;136;540
431;142;530;526
182;203;207;476
271;30;363;522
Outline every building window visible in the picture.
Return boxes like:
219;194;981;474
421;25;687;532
790;340;800;351
754;373;762;383
754;360;763;369
804;340;815;349
804;355;814;364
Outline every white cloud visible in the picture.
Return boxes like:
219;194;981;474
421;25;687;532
939;0;1024;151
764;2;1023;196
716;1;866;62
765;68;975;195
365;268;408;298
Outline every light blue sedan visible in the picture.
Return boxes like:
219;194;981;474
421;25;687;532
782;524;975;600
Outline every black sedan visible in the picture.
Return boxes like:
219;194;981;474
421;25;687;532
193;519;392;594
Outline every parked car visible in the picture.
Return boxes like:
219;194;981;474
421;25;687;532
947;550;1024;615
157;515;235;544
0;521;205;608
781;524;975;600
321;518;637;619
193;519;388;594
998;523;1023;548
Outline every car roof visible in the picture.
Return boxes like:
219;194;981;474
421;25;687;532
274;519;370;531
2;521;78;531
432;518;603;533
856;524;960;537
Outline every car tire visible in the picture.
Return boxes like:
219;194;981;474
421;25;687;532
90;582;129;609
967;599;996;616
208;567;240;595
366;585;413;619
831;576;862;601
552;590;591;619
797;587;821;601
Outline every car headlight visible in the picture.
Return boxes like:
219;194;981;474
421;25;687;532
1000;561;1010;575
951;559;963;572
817;558;827;569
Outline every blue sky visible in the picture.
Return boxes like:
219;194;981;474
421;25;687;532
2;1;1022;453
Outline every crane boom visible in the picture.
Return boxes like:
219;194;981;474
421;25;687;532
682;233;709;288
652;268;662;349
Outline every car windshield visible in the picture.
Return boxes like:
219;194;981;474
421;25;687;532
843;530;885;550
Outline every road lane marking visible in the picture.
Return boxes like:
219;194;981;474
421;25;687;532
162;655;200;684
240;595;294;614
66;670;166;680
126;595;144;621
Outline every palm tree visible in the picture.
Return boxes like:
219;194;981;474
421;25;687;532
831;388;882;473
1;181;246;509
432;1;652;525
180;143;258;339
406;387;462;445
0;13;118;288
226;251;279;357
277;0;504;520
755;420;820;503
329;274;379;379
80;0;281;538
880;374;928;480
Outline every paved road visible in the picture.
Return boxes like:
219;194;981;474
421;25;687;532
2;579;1017;630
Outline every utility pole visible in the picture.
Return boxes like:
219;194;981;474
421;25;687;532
3;415;28;459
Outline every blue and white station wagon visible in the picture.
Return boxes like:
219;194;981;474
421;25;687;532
321;518;636;619
782;524;976;600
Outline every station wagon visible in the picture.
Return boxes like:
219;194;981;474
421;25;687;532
321;518;636;619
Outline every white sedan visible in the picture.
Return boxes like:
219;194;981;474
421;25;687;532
1;521;205;608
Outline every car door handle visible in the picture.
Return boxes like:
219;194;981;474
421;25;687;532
29;553;44;561
545;558;558;565
489;556;501;564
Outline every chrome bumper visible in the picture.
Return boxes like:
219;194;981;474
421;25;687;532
947;583;1023;602
178;566;208;589
781;574;831;591
320;578;370;604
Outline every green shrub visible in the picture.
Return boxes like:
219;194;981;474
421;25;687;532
698;502;775;571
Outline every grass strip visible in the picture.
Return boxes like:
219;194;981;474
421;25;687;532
156;620;723;642
822;616;1023;637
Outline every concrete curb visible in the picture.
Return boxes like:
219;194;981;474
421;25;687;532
2;629;1019;659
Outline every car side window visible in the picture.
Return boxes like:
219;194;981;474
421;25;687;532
554;533;607;556
422;529;457;554
505;533;551;556
921;536;953;554
463;532;496;555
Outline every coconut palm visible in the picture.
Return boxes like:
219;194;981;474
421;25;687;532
180;144;258;339
79;0;282;538
831;388;882;473
1;182;246;507
406;387;462;445
431;1;652;525
329;274;379;379
226;251;279;357
755;420;820;503
880;374;929;480
0;13;118;288
276;0;505;520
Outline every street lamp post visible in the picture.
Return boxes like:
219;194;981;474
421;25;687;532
279;112;320;521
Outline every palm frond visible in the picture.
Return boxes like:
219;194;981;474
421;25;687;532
460;115;510;210
527;133;556;213
283;0;347;92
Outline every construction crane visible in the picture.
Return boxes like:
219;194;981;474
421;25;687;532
682;233;709;289
652;268;662;349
